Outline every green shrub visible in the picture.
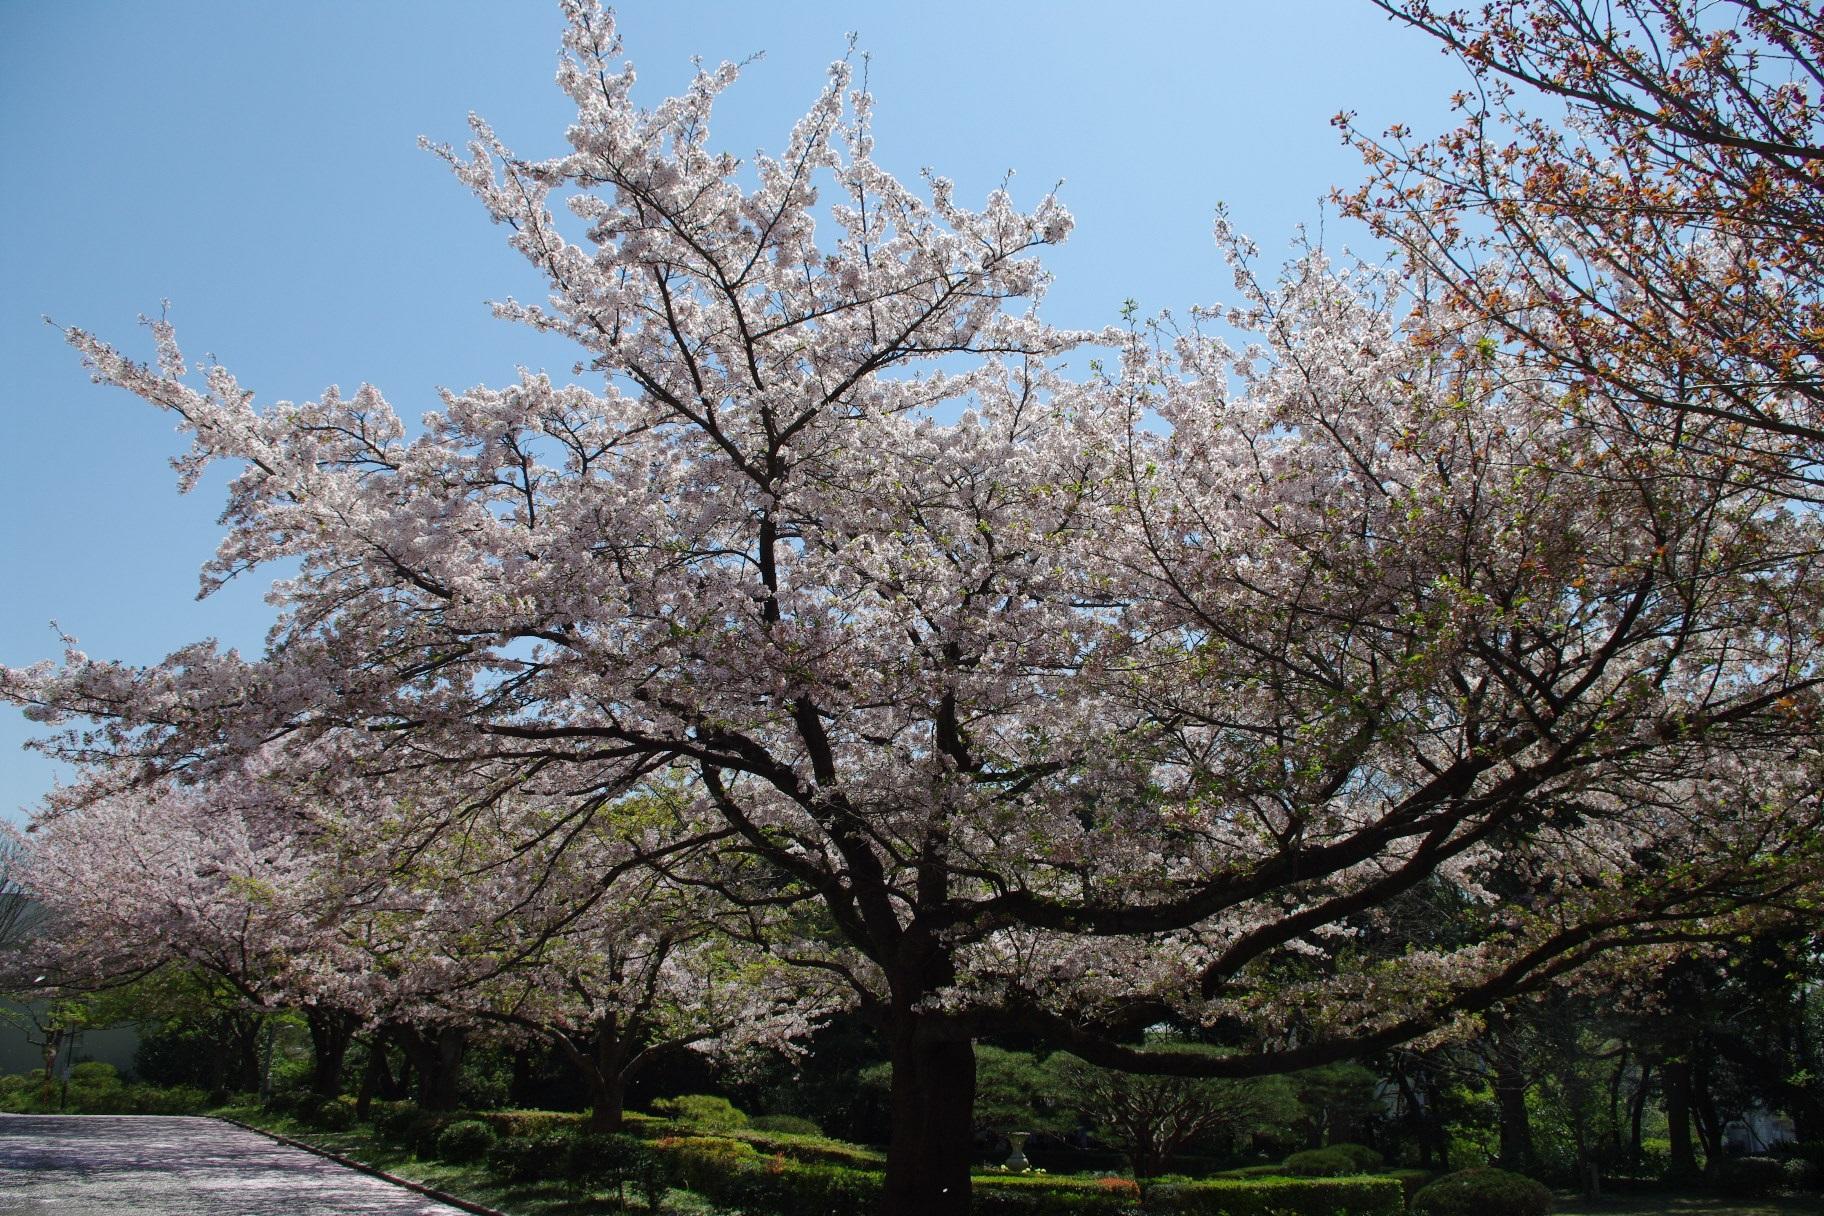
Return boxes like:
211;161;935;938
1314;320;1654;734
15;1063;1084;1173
651;1093;750;1129
655;1133;763;1192
1142;1176;1404;1216
1283;1146;1359;1176
302;1095;358;1130
123;1084;211;1115
1633;1136;1671;1178
371;1108;459;1156
1327;1142;1385;1172
370;1102;422;1143
1718;1155;1787;1198
485;1130;572;1183
563;1131;664;1202
1782;1154;1819;1191
472;1109;586;1139
69;1061;120;1085
435;1119;498;1163
1410;1167;1553;1216
750;1113;823;1136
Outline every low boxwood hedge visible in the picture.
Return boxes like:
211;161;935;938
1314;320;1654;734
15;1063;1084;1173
1143;1176;1404;1216
974;1174;1143;1214
647;1137;1402;1216
1283;1146;1364;1176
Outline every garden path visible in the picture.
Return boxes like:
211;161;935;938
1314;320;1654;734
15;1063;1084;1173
0;1114;471;1215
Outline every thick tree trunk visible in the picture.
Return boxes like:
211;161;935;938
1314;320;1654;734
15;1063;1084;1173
1490;1039;1534;1172
401;1025;466;1111
305;1008;358;1098
584;1070;627;1133
882;1024;975;1216
544;1017;633;1132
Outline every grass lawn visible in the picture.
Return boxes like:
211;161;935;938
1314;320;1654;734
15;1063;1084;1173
1551;1192;1821;1216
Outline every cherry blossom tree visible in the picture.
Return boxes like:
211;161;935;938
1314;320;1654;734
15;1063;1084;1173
6;4;1824;1211
8;758;376;1095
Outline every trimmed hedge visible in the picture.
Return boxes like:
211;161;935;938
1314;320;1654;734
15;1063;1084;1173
652;1093;749;1129
650;1138;1402;1216
1143;1176;1404;1216
485;1130;573;1183
723;1127;885;1169
1327;1143;1386;1172
1284;1147;1364;1177
750;1113;823;1135
1410;1167;1552;1216
974;1174;1143;1214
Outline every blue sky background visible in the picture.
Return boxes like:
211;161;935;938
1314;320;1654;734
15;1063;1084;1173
0;2;1464;822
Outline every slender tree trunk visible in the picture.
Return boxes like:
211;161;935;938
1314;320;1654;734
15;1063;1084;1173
305;1008;358;1098
882;1020;975;1216
355;1035;393;1120
1627;1060;1652;1172
1691;1050;1724;1177
1606;1046;1628;1164
509;1047;538;1109
1664;1054;1699;1180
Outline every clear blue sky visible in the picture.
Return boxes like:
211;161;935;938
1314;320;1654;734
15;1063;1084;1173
0;1;1463;822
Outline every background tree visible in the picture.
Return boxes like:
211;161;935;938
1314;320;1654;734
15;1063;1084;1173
1049;1046;1302;1180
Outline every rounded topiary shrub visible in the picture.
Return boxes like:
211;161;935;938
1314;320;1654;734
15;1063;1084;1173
435;1119;497;1164
1411;1166;1553;1216
1284;1146;1359;1176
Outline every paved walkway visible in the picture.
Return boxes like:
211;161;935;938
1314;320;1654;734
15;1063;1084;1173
0;1115;473;1215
